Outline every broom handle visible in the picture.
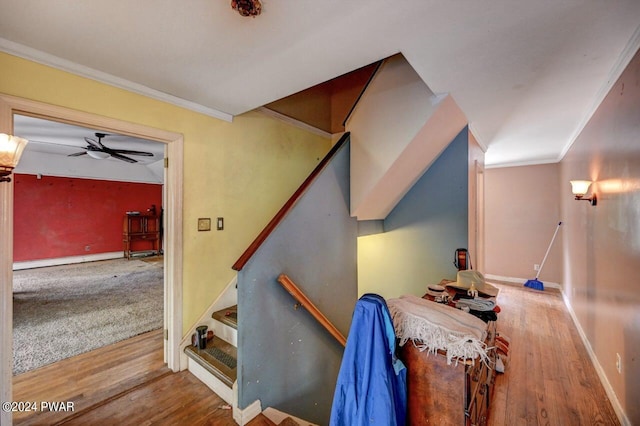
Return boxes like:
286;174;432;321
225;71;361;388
536;221;562;279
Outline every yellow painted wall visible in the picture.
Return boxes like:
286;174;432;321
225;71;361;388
0;52;331;334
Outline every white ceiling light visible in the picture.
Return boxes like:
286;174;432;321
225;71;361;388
87;150;110;160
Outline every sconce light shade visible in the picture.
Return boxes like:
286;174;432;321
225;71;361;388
0;133;29;182
570;180;597;206
570;180;591;196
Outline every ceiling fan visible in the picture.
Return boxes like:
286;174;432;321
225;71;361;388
68;132;154;163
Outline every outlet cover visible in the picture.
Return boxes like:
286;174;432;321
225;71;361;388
616;353;622;374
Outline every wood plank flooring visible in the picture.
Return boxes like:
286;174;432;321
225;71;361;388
12;283;620;425
488;282;619;425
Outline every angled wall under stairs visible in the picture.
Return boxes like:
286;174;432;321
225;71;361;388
348;54;468;221
235;136;357;425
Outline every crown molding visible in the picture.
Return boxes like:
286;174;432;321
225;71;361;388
0;37;233;123
558;23;640;162
484;157;560;169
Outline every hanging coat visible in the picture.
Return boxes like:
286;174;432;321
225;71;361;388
330;293;407;426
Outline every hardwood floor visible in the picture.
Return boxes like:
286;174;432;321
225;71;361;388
488;282;619;425
12;329;273;426
12;284;620;425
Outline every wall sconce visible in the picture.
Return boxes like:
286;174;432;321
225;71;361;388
0;133;29;183
570;180;597;206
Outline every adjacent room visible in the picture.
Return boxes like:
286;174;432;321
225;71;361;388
11;115;166;375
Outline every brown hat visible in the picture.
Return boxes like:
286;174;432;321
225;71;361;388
446;270;499;298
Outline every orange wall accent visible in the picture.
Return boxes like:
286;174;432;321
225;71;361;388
13;174;162;262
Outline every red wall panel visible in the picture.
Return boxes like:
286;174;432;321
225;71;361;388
13;174;162;262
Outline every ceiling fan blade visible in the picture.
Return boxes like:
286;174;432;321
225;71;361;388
84;137;101;149
110;149;154;157
109;152;138;163
68;151;88;157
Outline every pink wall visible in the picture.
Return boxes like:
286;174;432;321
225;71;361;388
560;48;640;423
485;163;563;283
13;174;162;262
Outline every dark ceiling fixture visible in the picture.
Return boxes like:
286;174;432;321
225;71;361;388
231;0;262;17
68;133;154;163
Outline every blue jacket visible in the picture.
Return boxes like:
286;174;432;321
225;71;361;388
330;294;407;426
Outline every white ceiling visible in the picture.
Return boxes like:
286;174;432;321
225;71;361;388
13;115;165;164
12;115;166;184
1;1;639;167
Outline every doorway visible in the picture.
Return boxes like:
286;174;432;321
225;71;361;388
12;114;166;375
0;94;184;417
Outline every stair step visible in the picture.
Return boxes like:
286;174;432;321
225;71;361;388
212;305;238;329
184;336;237;387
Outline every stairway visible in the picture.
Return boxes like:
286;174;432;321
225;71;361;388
184;305;238;405
184;305;315;425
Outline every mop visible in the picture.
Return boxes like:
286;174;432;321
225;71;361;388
524;221;562;291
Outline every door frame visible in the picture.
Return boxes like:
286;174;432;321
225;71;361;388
0;94;184;425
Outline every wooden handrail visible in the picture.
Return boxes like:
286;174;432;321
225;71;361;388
277;274;347;347
232;132;350;271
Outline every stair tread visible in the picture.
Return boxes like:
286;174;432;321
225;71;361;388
212;305;238;329
184;337;237;387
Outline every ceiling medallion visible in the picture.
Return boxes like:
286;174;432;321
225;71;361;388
231;0;262;17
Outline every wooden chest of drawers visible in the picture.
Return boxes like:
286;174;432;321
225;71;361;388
400;320;497;426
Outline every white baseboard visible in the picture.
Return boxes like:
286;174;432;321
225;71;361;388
232;382;262;426
560;291;630;426
484;273;561;289
187;357;233;405
13;251;124;270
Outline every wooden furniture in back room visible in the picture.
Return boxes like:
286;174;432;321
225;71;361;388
122;214;160;259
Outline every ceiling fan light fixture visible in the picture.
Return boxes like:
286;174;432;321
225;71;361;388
87;150;110;160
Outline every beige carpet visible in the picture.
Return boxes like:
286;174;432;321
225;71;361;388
12;258;163;375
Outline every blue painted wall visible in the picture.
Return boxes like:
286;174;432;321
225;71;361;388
237;138;357;424
358;127;469;298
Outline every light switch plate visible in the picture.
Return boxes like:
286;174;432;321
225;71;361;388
197;218;211;231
